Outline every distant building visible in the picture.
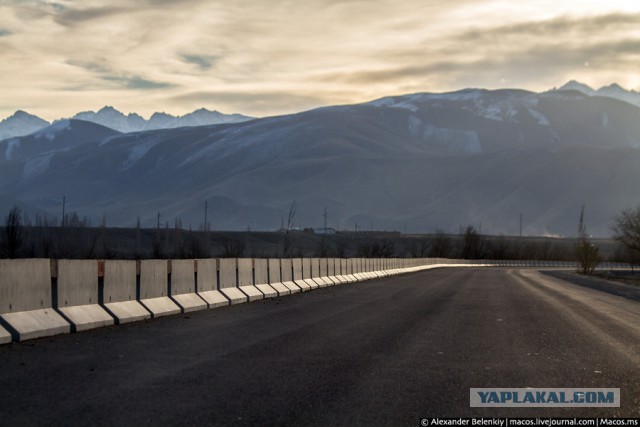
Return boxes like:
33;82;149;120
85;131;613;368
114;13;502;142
314;227;336;235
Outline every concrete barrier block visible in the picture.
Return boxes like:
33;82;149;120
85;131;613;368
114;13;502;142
219;259;248;304
139;297;181;317
172;293;207;312
0;325;10;344
0;259;70;341
345;259;358;283
318;258;334;285
239;286;263;302
309;258;328;288
253;259;277;298
280;259;302;293
291;258;311;291
0;259;53;312
104;300;150;324
58;305;114;332
301;258;319;289
171;260;207;313
1;309;70;341
332;258;347;284
218;258;237;289
198;290;229;308
254;284;277;298
326;258;341;285
103;260;150;324
268;282;291;296
267;259;291;296
220;288;247;304
238;259;263;302
196;259;229;309
56;259;115;332
139;260;180;318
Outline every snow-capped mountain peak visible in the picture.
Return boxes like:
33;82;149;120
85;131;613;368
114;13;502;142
0;110;50;141
557;80;595;95
554;80;640;107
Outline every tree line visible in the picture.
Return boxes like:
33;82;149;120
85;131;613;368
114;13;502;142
2;206;640;269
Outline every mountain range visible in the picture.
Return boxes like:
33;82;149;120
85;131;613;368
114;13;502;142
0;107;253;140
1;82;640;237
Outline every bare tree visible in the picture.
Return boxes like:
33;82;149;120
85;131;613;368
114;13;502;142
575;205;599;275
613;205;640;261
3;206;24;258
459;225;486;259
282;198;297;257
406;238;430;258
219;235;245;258
357;240;395;258
429;230;451;258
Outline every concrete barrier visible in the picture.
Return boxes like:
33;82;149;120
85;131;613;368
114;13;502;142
292;258;312;291
219;259;247;304
313;258;332;286
302;258;320;289
319;258;335;285
0;259;70;341
102;260;151;324
267;259;291;296
56;260;115;332
170;260;207;313
238;258;263;302
254;259;277;298
375;259;387;277
139;260;181;318
0;324;10;344
306;258;326;288
346;259;359;282
196;259;229;308
367;259;380;278
361;258;374;279
353;258;368;281
336;258;350;283
327;258;342;285
280;259;302;293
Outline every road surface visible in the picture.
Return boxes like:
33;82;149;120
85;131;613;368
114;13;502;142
0;268;638;425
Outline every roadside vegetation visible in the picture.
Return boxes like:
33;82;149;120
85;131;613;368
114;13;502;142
0;205;638;268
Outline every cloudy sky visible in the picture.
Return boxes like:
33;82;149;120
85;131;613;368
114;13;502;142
1;0;640;120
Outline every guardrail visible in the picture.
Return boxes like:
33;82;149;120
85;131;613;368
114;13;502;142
2;257;622;344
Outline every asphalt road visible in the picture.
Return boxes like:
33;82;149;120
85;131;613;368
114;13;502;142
0;268;639;426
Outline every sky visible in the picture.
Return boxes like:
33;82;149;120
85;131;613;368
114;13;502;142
1;0;640;121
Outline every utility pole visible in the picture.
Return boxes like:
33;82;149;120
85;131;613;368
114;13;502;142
204;200;208;232
323;207;328;230
157;212;161;230
61;195;66;228
519;213;523;238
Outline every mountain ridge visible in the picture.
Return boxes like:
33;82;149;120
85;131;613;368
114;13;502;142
0;107;254;140
1;86;639;237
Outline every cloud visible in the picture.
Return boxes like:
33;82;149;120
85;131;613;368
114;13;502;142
2;1;640;119
103;75;174;90
180;54;218;71
53;6;127;27
66;60;175;90
172;90;328;115
456;12;640;42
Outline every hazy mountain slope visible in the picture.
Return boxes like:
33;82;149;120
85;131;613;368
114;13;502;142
0;110;50;141
557;80;640;108
71;106;254;133
1;89;639;237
